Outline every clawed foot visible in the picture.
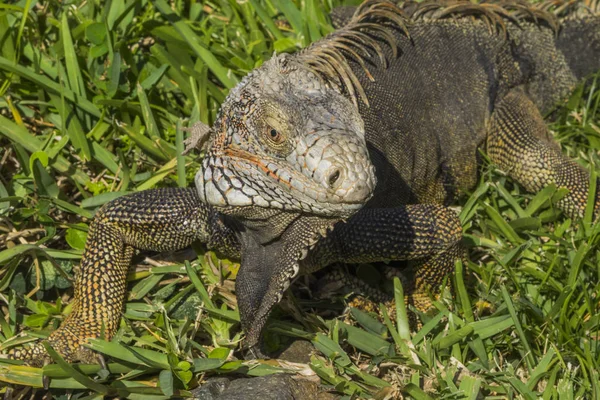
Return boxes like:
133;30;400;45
7;341;50;368
243;345;268;360
7;329;101;367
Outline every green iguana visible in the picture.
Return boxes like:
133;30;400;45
8;0;600;364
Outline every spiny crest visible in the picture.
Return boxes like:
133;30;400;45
292;0;591;110
402;0;560;36
402;0;600;33
295;0;410;108
535;0;600;18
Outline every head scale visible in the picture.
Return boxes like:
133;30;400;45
195;53;376;218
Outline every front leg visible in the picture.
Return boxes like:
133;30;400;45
9;188;216;366
313;204;464;313
487;88;600;219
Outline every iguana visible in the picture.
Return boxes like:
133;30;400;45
8;0;600;365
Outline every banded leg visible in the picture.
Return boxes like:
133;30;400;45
487;89;600;219
9;188;212;366
313;204;464;314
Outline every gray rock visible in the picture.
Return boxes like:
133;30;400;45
191;374;338;400
191;377;233;400
275;340;315;364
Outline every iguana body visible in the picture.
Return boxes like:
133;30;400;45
9;0;600;364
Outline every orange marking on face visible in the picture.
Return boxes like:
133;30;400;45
223;148;292;188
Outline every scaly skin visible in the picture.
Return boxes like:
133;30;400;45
9;188;221;365
8;0;600;363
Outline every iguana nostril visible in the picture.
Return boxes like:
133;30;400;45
328;169;341;188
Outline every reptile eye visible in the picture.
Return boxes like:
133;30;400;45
265;126;285;145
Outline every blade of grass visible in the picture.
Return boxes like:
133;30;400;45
117;122;175;162
0;55;101;118
137;83;161;139
137;158;178;191
248;0;284;40
403;383;435;400
61;13;87;101
0;115;90;184
176;121;186;188
459;182;490;224
496;182;528;218
393;277;411;341
50;93;91;161
0;364;44;387
483;202;523;244
584;170;597;232
524;183;556;216
501;286;535;373
184;261;215;308
271;0;303;34
152;0;238;89
43;342;116;395
458;375;482;400
455;260;488;368
86;339;169;369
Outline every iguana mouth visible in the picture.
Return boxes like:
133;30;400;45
225;147;373;204
223;148;294;189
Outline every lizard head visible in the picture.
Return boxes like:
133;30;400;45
195;53;376;220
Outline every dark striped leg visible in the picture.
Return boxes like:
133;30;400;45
313;204;464;315
487;88;600;219
9;188;212;366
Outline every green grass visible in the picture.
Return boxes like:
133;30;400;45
1;0;600;398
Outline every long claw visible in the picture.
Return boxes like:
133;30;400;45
243;346;267;360
97;353;108;370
